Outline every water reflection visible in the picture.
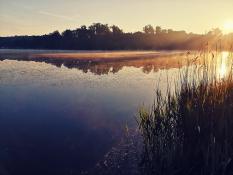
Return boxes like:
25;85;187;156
44;54;190;75
0;50;191;75
0;59;161;175
0;50;232;175
218;52;231;79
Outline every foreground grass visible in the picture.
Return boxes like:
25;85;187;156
138;53;233;175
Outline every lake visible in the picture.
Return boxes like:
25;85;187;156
0;49;230;175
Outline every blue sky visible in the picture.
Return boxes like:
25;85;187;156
0;0;233;36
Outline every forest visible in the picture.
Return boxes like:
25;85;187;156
0;23;233;50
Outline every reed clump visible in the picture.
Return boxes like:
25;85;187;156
138;52;233;175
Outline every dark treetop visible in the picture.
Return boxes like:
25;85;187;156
1;23;233;50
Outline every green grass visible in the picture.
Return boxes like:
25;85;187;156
137;52;233;175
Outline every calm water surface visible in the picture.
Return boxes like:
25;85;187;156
0;50;230;175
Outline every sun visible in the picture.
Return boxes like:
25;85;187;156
223;20;233;34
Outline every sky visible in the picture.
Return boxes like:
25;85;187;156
0;0;233;36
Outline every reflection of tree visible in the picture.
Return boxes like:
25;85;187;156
0;52;192;75
0;50;204;75
59;54;191;75
142;64;154;74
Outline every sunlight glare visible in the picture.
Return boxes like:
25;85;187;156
218;52;229;79
223;20;233;34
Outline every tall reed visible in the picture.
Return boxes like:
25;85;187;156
138;52;233;175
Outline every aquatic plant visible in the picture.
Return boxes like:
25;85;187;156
137;52;233;175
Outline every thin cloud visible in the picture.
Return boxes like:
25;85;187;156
9;1;34;10
39;11;79;22
8;1;80;22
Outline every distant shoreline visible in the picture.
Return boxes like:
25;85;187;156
1;23;232;51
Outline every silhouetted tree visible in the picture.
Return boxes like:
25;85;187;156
208;28;222;37
62;30;74;39
111;25;123;35
49;31;61;38
0;23;233;50
156;26;162;35
47;31;62;49
89;23;111;35
62;30;76;49
143;25;155;35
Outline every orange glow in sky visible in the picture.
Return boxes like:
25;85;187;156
223;20;233;34
0;0;233;36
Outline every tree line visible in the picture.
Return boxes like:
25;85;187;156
0;23;233;50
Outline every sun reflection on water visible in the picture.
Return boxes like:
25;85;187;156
218;52;230;79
